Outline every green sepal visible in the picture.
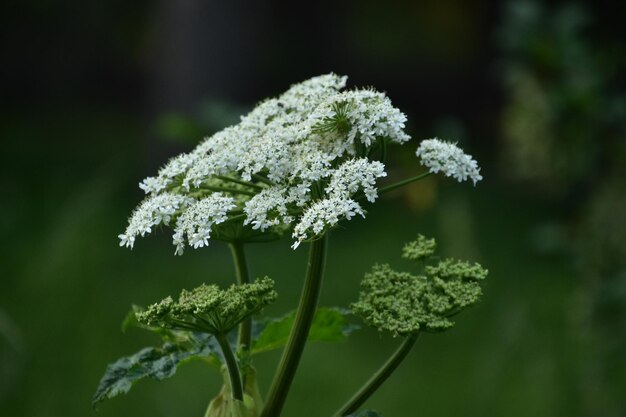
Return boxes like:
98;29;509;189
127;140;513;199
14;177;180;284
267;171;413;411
251;307;358;354
92;333;220;406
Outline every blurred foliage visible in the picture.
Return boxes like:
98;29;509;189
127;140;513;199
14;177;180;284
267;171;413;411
498;0;626;197
155;100;247;145
498;2;626;416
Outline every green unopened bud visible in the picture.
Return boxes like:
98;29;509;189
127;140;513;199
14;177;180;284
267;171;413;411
136;277;277;335
401;234;436;261
352;235;487;336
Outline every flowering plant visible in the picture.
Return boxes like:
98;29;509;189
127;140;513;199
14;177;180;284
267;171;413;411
95;74;487;417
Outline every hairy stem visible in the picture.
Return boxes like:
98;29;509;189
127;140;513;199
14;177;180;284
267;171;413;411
334;333;419;417
229;242;252;350
378;172;432;195
216;333;244;402
261;234;328;417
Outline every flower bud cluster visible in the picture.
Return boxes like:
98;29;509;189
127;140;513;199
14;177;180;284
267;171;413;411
352;235;488;336
136;277;277;335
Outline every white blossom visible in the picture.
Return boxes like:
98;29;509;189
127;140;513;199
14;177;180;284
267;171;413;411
172;194;236;254
415;138;483;185
119;193;193;249
119;74;430;252
243;187;290;231
292;198;365;249
326;159;387;203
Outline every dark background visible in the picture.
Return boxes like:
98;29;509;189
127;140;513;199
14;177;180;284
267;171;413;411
1;1;625;416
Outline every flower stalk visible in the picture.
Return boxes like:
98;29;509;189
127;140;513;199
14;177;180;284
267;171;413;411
378;171;432;196
229;242;252;350
334;333;419;417
261;234;328;417
215;333;244;402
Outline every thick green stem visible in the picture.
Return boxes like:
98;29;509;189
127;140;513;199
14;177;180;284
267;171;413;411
261;235;328;417
229;242;252;350
378;172;432;195
216;333;244;402
334;333;419;417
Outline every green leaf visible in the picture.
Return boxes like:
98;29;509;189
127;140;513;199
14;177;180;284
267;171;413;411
252;307;358;354
347;411;382;417
92;333;220;406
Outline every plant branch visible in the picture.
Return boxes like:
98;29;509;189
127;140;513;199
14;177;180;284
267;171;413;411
215;175;265;191
229;242;252;351
334;332;419;417
378;172;432;196
261;234;328;417
252;173;275;186
216;333;244;402
199;184;256;196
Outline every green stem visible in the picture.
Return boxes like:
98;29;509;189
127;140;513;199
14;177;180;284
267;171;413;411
378;172;432;195
216;175;265;191
334;333;419;417
229;242;252;351
216;333;244;402
252;173;275;186
261;234;328;417
199;184;256;196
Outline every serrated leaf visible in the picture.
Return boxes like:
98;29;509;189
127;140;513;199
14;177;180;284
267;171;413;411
92;333;220;406
252;307;358;354
347;411;382;417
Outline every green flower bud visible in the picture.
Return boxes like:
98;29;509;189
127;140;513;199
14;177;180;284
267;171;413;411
352;235;487;336
401;234;436;261
136;277;277;335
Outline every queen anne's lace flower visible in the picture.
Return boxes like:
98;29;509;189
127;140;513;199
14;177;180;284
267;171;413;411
120;74;414;253
120;75;481;253
119;193;193;249
172;194;237;254
415;138;483;185
292;198;364;249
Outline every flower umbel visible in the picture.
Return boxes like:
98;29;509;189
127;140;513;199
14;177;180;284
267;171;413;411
352;235;488;336
415;138;483;185
136;277;277;335
120;74;412;252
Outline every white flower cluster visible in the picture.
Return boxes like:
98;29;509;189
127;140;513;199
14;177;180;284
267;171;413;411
120;74;412;253
415;138;483;185
172;194;236;254
119;193;193;249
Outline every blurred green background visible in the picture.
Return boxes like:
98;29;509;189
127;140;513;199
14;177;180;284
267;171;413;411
1;1;625;416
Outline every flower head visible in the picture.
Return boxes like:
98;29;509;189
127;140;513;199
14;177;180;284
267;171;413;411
136;277;277;335
415;138;483;185
120;74;412;252
352;235;487;336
